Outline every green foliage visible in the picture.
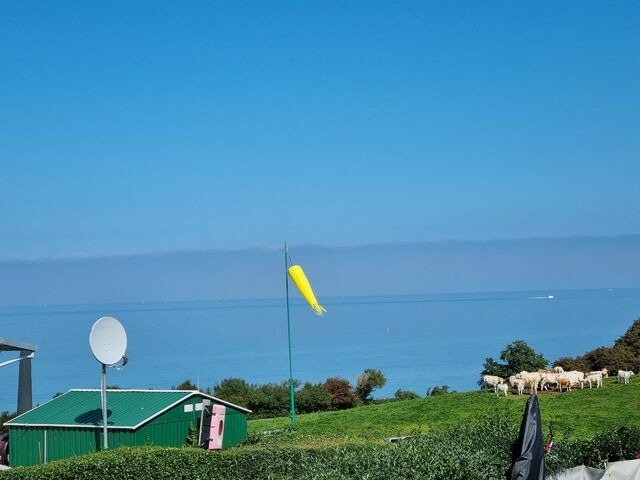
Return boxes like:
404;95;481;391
172;379;197;391
250;377;640;445
426;385;450;396
547;426;640;473
553;355;590;372
355;369;387;404
394;389;420;400
213;378;253;408
248;381;292;418
6;421;639;480
614;318;640;353
0;411;16;434
481;340;548;382
481;356;510;379
0;417;518;480
554;318;640;373
324;377;357;410
296;382;332;414
184;421;199;448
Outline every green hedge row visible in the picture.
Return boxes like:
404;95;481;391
2;422;639;480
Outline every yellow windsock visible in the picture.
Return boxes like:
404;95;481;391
287;264;327;316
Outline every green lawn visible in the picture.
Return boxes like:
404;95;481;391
249;377;640;446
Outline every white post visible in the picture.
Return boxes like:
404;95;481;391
101;363;108;449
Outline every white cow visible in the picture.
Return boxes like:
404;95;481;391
584;372;602;389
618;370;635;384
540;373;560;391
483;375;504;393
496;384;509;396
564;371;585;389
553;366;565;373
587;369;609;379
517;371;541;395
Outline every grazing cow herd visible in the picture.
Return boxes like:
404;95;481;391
483;368;637;396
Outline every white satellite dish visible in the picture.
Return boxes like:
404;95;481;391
89;316;128;450
90;316;127;366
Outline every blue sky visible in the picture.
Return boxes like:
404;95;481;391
1;1;639;260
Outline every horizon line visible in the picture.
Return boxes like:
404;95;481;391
1;233;639;264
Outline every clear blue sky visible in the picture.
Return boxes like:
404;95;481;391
1;1;639;259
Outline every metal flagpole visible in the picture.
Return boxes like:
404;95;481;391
285;242;296;426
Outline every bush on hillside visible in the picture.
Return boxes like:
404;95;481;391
324;377;358;410
248;382;292;418
394;389;420;400
296;382;332;413
426;385;451;396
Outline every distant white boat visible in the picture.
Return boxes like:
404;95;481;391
528;295;555;300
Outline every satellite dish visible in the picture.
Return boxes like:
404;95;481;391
89;317;127;366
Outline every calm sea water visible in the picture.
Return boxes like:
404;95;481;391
1;288;639;412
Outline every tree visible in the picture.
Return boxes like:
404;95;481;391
213;378;253;407
172;379;197;390
553;319;640;373
614;318;640;354
324;377;357;410
585;345;639;372
481;340;548;384
296;382;332;413
0;411;16;433
553;356;590;373
248;382;291;418
355;368;387;403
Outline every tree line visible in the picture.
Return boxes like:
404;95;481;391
172;368;390;418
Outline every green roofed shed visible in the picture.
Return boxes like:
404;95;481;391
5;389;250;467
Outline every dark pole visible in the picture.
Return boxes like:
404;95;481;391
17;350;33;415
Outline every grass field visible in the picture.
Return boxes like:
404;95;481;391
249;376;640;446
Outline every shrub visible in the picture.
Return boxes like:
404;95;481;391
247;382;291;419
394;389;420;400
296;382;332;414
324;377;357;410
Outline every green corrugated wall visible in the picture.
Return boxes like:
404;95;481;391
8;397;247;467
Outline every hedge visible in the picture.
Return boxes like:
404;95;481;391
2;421;639;480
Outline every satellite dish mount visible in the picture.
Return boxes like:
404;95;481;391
89;316;127;450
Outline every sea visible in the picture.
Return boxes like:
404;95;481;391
1;288;639;413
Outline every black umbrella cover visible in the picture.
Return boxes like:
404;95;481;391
510;395;545;480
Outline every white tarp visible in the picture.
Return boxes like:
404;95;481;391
548;459;640;480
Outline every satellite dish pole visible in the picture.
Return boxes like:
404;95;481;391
89;317;128;450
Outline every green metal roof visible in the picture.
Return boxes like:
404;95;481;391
6;389;250;430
